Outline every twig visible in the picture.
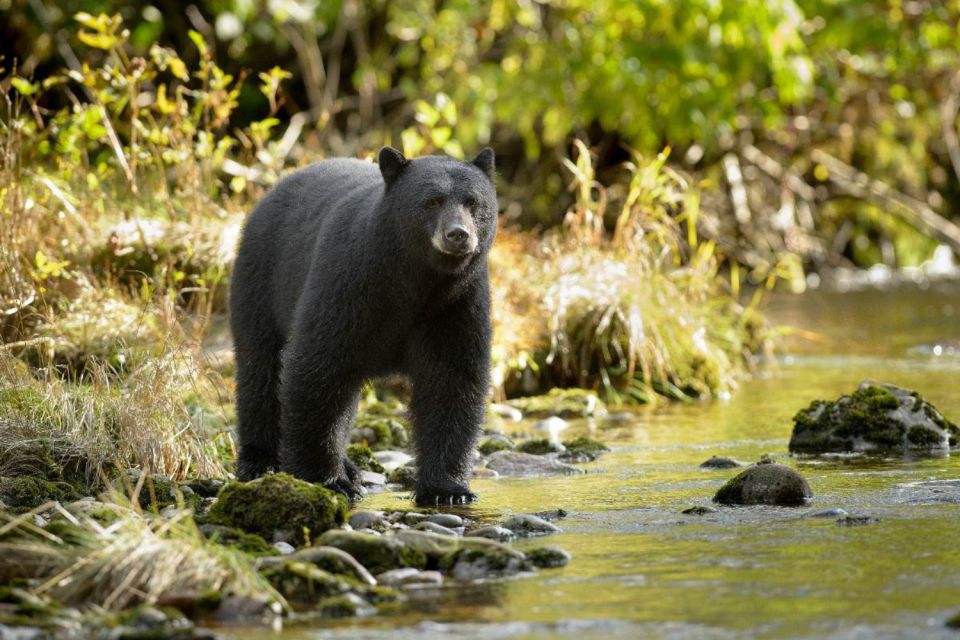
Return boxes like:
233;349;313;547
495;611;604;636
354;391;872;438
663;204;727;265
741;144;817;201
811;149;960;254
940;70;960;186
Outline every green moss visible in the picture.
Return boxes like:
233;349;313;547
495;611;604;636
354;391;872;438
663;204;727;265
478;438;512;456
516;438;561;455
43;519;93;546
560;436;609;461
0;476;81;510
197;523;276;556
262;561;356;605
206;473;347;546
351;415;409;451
346;444;385;474
526;545;572;568
907;425;942;447
506;388;606;418
194;590;223;614
316;529;427;575
387;465;416;488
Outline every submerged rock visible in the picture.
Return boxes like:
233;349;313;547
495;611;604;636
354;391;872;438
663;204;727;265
789;382;959;453
836;515;880;526
700;456;744;469
501;514;561;537
681;505;719;515
485;451;583;477
318;592;377;617
559;437;610;462
713;462;812;506
206;473;347;546
466;525;516;542
526;546;571;568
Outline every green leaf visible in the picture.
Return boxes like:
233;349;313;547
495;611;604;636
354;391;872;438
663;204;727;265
10;77;37;96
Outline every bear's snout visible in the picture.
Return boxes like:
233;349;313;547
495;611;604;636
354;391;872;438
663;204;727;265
433;209;478;256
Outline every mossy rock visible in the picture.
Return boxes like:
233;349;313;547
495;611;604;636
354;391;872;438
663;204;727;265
560;437;610;462
207;473;347;546
351;415;409;451
478;436;513;456
346;444;385;474
116;472;203;513
505;388;607;419
197;523;276;556
387;464;416;488
713;462;812;506
526;545;572;568
789;382;957;453
439;541;531;580
316;530;427;575
262;561;358;605
516;438;563;456
317;593;376;618
0;476;82;511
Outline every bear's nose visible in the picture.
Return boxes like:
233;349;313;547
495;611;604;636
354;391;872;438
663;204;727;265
445;225;470;244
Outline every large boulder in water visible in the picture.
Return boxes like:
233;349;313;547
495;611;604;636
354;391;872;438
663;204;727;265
713;461;812;506
789;382;959;454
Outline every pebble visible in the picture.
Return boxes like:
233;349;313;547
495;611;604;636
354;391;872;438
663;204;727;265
713;463;812;506
373;450;412;472
526;545;572;568
360;470;386;486
501;514;561;537
806;508;849;518
836;515;880;526
489;403;523;422
377;568;444;587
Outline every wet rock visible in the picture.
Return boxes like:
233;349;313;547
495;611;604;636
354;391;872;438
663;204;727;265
387;464;417;489
440;545;531;580
414;521;459;536
185;478;225;498
349;510;387;531
62;499;125;524
713;462;812;506
198;524;275;556
393;511;428;526
560;437;610;462
502;514;561;537
206;473;347;546
789;382;959;453
700;456;744;469
836;515;880;526
946;611;960;629
282;546;377;585
489;403;523;422
360;470;387;487
347;444;385;473
533;508;568;521
263;562;360;605
316;530;427;575
531;417;571;437
485;451;583;477
516;438;565;455
376;567;444;587
806;508;848;518
273;541;295;555
466;526;516;542
427;513;463;528
393;529;461;561
318;592;376;618
478;434;514;456
373;451;412;472
526;545;571;568
471;467;500;479
681;505;719;515
505;388;607;419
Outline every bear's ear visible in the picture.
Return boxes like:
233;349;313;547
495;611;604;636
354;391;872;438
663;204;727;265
378;146;409;185
471;147;495;180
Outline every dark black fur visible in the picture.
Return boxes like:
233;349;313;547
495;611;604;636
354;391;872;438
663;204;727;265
230;147;497;505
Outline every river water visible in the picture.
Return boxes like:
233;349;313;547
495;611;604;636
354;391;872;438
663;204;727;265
223;280;960;639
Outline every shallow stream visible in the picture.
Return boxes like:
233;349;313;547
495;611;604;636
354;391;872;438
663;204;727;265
223;280;960;639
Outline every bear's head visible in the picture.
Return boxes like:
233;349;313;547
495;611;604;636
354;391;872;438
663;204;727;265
378;146;497;275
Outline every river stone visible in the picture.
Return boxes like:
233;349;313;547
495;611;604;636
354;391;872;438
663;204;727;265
789;381;959;453
373;450;412;472
426;513;463;528
376;567;443;587
316;530;427;575
700;456;744;469
318;592;376;618
485;451;583;477
526;545;571;568
836;515;880;526
807;508;848;518
440;541;531;580
349;510;387;530
502;514;562;536
681;505;719;515
286;545;377;585
489;403;523;422
466;525;516;542
272;541;295;555
414;521;459;536
713;462;812;506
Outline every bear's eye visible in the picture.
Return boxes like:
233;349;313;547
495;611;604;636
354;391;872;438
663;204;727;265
425;196;444;209
464;196;478;209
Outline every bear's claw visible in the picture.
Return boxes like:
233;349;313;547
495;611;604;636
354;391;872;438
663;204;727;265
413;487;478;507
324;476;366;502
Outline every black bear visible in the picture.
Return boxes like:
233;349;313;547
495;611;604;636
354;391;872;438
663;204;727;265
230;147;497;505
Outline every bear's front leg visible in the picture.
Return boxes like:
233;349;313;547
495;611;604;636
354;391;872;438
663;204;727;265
408;304;490;506
278;337;365;501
